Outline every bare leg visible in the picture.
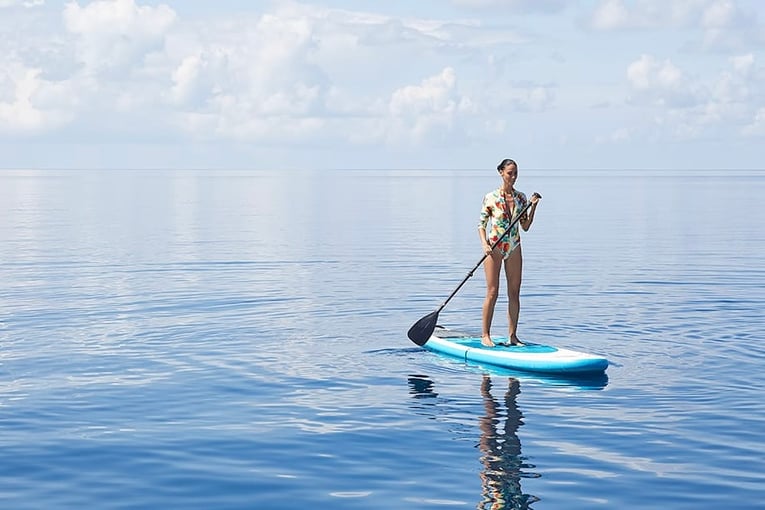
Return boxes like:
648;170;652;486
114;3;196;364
504;245;523;345
481;249;503;347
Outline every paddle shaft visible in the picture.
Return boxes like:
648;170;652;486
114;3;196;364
433;196;538;314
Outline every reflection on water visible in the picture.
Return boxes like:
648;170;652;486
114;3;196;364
477;375;540;509
408;374;540;509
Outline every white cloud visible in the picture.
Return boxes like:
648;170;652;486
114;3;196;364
0;0;44;7
0;62;75;134
63;0;175;37
451;0;566;12
699;0;758;50
627;55;683;91
743;107;765;136
161;3;536;146
165;7;330;142
381;67;473;144
389;67;460;117
0;65;45;132
627;54;696;107
589;0;758;50
591;0;630;30
0;1;556;148
625;52;763;140
712;53;754;103
702;0;737;28
63;0;176;74
169;54;208;107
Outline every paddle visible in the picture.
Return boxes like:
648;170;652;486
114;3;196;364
407;193;541;346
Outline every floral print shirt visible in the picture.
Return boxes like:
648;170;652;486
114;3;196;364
478;188;528;256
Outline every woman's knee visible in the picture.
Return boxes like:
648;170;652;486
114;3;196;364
506;280;521;301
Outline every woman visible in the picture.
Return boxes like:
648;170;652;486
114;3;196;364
478;158;541;347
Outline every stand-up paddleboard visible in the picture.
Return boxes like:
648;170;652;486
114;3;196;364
424;326;608;375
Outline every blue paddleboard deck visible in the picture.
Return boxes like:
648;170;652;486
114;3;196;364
425;326;608;374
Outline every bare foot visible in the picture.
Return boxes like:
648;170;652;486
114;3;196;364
509;335;525;346
481;335;496;347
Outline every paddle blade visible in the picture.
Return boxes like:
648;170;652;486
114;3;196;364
407;310;439;346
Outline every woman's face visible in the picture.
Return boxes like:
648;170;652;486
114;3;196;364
499;163;518;187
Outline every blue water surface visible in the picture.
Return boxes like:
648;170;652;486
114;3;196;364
1;168;763;509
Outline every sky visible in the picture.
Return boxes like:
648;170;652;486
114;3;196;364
1;0;764;171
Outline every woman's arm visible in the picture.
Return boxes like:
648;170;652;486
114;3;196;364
520;194;540;231
478;198;493;254
478;226;492;255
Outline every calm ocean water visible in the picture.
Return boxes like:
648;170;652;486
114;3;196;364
1;168;763;509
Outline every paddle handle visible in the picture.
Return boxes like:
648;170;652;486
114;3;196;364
435;193;540;313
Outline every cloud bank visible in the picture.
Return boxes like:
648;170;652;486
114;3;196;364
0;0;763;169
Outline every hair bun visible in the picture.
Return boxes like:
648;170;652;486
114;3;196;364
497;158;517;172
